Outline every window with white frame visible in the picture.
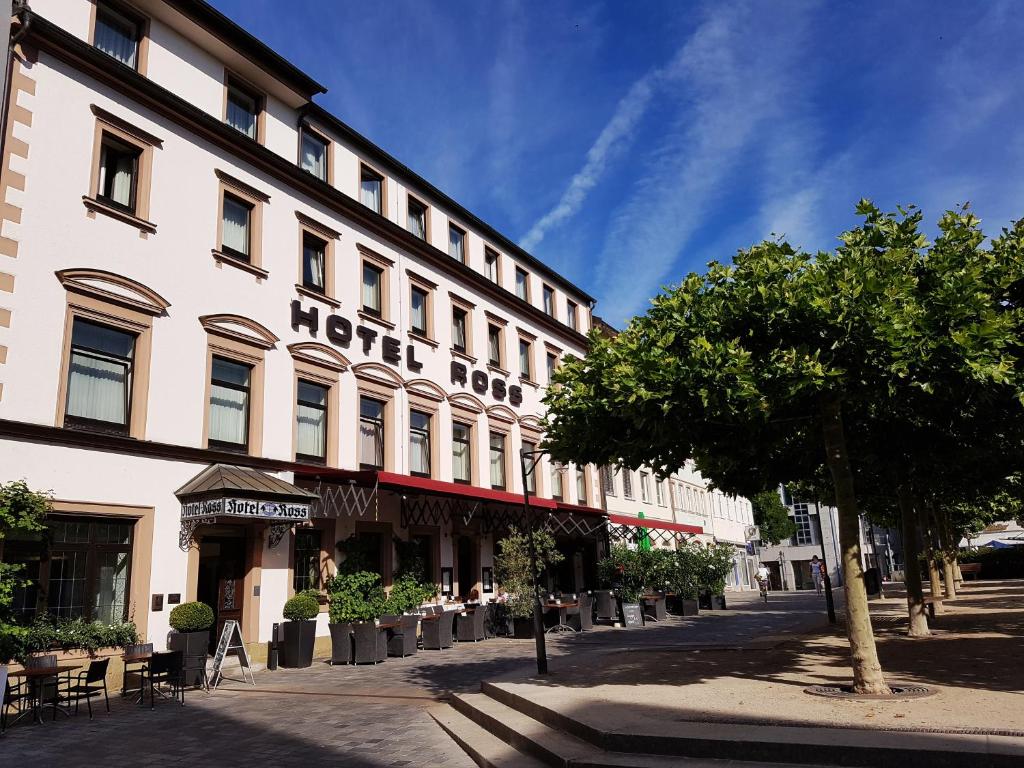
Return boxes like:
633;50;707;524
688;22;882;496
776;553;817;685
621;469;633;499
550;461;564;500
792;502;814;545
640;471;651;503
655;479;664;506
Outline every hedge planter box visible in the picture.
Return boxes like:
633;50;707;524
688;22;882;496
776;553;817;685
699;593;727;610
511;617;535;639
328;622;352;665
282;620;317;668
679;598;700;616
168;630;210;687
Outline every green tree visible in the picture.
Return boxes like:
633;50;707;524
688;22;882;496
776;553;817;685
543;202;1024;694
1;481;51;662
493;528;564;619
751;490;797;545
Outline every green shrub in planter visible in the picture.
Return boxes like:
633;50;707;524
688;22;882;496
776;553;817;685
168;601;214;633
327;571;386;623
494;528;564;619
283;592;320;622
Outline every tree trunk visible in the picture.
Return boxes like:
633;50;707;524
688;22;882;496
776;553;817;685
923;512;945;613
935;506;958;600
954;558;964;585
820;395;889;695
898;490;930;637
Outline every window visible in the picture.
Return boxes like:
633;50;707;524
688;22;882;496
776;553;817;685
452;421;472;484
296;379;328;462
293;529;323;592
302;232;327;294
359;396;385;469
515;268;529;301
543;285;555;316
409;409;432;477
550;462;564;500
519;339;533;380
567;300;578;330
407;196;428;240
452;306;468;354
793;502;814;545
410;285;429;337
487;324;503;367
521;440;537;494
64;318;135;433
576;468;587;503
221;192;253;261
546;352;557;382
640;472;651;503
656;480;665;506
226;78;260;140
300;127;328;181
490;432;507;490
209;356;251;452
601;465;615;496
93;3;141;69
449;223;466;263
362;263;383;316
360;164;384;214
484;247;499;283
622;469;633;499
96;134;140;213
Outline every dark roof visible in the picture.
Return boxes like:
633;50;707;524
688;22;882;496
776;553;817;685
175;464;318;501
305;103;597;305
165;0;326;97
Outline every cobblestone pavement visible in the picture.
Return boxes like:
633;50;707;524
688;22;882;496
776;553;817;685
1;590;832;766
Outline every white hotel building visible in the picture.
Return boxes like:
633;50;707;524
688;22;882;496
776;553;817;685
0;0;679;658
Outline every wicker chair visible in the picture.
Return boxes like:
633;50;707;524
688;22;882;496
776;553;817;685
457;607;486;643
64;658;110;719
569;594;594;631
24;654;60;717
595;591;619;624
421;610;455;650
352;622;387;664
387;615;419;658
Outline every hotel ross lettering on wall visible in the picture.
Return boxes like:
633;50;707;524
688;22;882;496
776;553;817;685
291;300;522;406
178;498;311;551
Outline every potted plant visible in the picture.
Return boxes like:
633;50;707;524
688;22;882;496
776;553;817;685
598;544;648;627
670;543;701;616
281;590;320;668
168;601;214;685
327;571;386;664
697;543;735;610
494;528;564;638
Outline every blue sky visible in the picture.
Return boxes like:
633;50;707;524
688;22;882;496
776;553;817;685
212;1;1024;327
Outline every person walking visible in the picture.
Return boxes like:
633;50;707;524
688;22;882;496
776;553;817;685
810;555;824;595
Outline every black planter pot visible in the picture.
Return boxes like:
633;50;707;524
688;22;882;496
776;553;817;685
328;622;352;665
281;620;317;668
710;594;727;610
679;598;700;616
167;630;209;687
511;616;535;639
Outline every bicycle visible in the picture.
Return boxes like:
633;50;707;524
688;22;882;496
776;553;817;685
757;576;769;603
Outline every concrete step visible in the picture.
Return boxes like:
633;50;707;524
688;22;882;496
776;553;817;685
430;704;548;768
481;681;1024;768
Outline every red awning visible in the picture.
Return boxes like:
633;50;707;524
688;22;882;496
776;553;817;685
555;501;607;518
295;467;558;509
608;513;702;534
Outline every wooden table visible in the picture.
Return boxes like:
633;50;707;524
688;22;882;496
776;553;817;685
122;652;152;701
376;621;401;630
544;602;579;633
8;664;80;724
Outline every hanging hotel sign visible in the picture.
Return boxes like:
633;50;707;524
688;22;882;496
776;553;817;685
180;497;312;522
291;300;522;406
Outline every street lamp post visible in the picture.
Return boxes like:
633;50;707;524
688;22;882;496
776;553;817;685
814;502;838;624
520;447;549;675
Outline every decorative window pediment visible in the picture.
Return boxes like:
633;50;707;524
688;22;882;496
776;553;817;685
199;314;278;349
351;362;404;388
287;342;350;372
56;269;170;316
405;378;446;402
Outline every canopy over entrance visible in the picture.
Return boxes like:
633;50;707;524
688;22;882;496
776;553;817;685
607;512;702;548
175;464;317;550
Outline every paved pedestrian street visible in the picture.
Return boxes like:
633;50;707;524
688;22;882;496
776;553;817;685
1;591;832;766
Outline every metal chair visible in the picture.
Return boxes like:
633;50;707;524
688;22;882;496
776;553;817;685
64;658;110;719
23;655;60;719
387;615;419;658
146;651;184;709
421;610;455;650
352;622;387;664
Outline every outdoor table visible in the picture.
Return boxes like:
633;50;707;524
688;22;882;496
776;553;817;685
376;621;401;630
544;602;579;634
8;663;80;725
122;652;152;702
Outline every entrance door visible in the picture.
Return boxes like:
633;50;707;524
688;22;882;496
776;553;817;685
197;535;246;652
455;535;476;601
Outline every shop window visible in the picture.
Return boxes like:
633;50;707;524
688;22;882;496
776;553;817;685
293;529;323;592
296;379;328;463
489;432;507;490
408;533;435;584
359;396;386;469
299;126;329;181
452;421;472;484
409;409;432;478
64;318;136;434
360;164;385;214
93;2;142;69
208;356;251;452
407;195;428;240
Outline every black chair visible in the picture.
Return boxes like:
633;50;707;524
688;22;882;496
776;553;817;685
1;665;17;734
64;658;110;719
387;615;419;658
595;591;619;624
456;608;486;643
23;654;61;720
421;610;455;650
146;651;184;709
352;622;387;664
122;642;153;698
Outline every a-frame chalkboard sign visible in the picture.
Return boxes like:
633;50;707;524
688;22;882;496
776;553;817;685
210;619;254;690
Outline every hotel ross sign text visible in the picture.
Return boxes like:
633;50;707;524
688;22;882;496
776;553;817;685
180;497;311;521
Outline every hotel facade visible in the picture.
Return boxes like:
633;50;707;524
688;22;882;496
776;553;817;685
0;0;663;657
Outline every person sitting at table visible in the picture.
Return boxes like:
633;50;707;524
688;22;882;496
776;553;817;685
466;588;480;604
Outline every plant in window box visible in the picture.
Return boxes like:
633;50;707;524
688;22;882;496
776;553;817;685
280;590;320;669
167;600;214;684
494;528;564;638
326;572;386;665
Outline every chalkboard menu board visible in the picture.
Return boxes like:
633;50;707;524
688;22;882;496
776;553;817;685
210;619;254;689
621;602;644;627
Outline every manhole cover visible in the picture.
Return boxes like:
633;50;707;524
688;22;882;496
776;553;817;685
804;684;935;701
